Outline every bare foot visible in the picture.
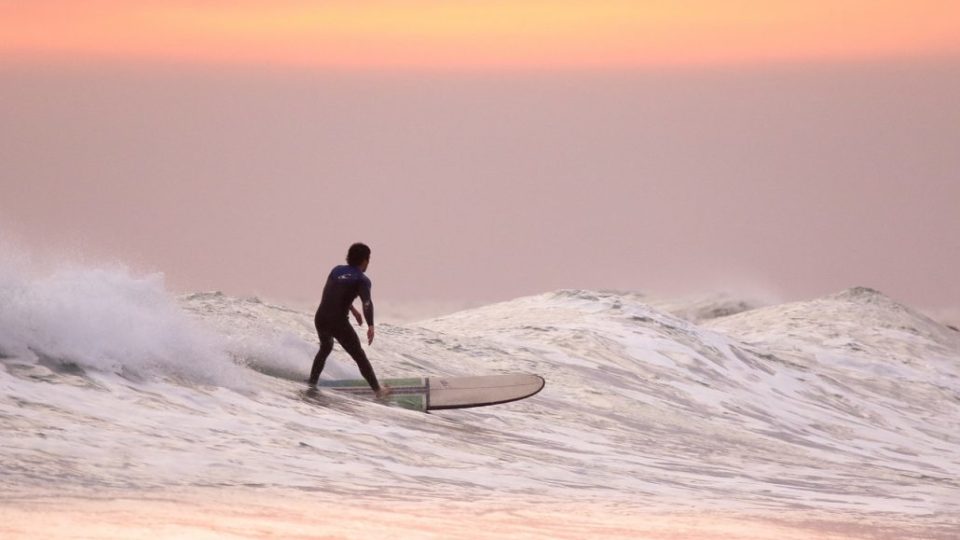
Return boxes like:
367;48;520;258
376;385;392;399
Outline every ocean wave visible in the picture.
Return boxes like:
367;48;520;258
1;261;958;523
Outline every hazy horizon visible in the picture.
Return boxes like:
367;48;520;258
3;57;959;315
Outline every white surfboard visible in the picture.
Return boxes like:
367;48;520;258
317;374;545;411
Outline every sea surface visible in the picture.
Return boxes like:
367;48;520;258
1;264;958;539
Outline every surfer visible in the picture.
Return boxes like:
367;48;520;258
310;243;391;398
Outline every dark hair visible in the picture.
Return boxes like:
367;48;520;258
347;242;371;266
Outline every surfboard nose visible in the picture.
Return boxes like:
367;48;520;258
427;374;545;411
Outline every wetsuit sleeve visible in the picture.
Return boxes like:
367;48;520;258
359;278;374;326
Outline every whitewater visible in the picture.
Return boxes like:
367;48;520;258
1;262;959;539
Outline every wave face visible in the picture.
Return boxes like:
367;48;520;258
1;265;959;528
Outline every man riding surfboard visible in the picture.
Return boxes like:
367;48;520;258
309;243;391;398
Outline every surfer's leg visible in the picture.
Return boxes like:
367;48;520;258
333;324;381;392
309;332;334;385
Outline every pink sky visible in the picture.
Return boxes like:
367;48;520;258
1;3;959;313
4;1;960;69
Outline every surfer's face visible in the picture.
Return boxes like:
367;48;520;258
360;258;369;272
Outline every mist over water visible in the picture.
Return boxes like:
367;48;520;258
1;253;959;538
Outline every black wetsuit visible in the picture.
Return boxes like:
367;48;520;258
310;265;380;390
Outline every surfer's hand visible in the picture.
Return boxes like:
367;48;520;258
367;326;375;345
351;306;363;326
376;385;392;399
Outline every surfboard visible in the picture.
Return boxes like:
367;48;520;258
316;374;545;412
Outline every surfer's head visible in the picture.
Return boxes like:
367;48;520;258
347;242;371;270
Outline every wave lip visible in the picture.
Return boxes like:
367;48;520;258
706;286;960;360
0;265;246;387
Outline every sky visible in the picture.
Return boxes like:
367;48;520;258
1;1;959;314
3;1;960;69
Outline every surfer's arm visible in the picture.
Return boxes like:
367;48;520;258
350;305;363;326
358;279;374;327
358;279;375;344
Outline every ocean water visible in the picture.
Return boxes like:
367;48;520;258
1;263;958;539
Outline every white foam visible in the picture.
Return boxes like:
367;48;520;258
0;256;246;387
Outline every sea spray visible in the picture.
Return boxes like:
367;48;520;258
0;259;247;388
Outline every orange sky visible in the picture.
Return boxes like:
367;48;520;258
2;0;959;69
